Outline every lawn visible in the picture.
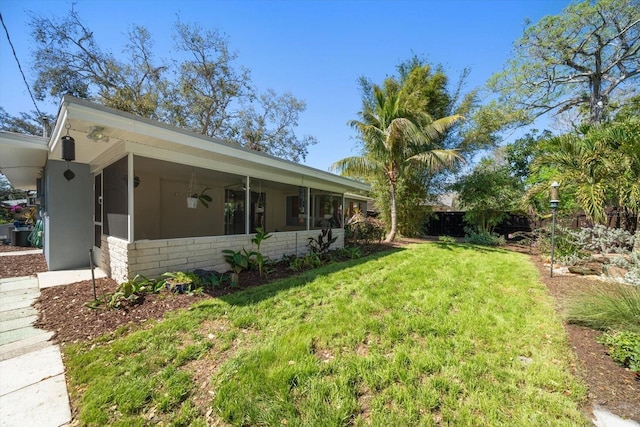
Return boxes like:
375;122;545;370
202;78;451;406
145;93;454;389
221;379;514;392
64;243;588;426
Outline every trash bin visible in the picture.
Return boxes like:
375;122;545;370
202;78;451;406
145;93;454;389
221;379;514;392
11;229;31;247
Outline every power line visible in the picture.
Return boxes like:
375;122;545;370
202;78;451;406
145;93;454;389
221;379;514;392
0;12;43;118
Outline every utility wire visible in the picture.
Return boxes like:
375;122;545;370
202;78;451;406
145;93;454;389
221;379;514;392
0;12;43;118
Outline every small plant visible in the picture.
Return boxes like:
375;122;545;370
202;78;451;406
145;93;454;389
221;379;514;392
438;235;457;244
87;274;160;310
598;330;640;373
335;246;362;259
308;228;337;255
162;271;201;294
288;253;323;271
223;249;254;286
252;227;272;277
190;187;213;208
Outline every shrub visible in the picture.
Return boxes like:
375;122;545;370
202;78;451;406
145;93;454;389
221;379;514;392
345;213;385;245
438;235;457;244
307;228;337;255
598;331;640;373
463;227;505;246
568;225;634;254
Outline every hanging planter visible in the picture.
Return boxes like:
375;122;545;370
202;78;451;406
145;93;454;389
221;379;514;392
186;197;199;209
186;170;212;208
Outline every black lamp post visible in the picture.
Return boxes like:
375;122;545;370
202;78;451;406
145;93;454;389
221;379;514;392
550;181;560;277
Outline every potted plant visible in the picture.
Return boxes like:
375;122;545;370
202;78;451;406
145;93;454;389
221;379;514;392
187;170;212;208
187;187;212;208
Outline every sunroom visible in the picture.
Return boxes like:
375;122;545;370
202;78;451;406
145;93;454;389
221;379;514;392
0;96;370;283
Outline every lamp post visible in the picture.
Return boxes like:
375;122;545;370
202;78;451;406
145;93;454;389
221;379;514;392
550;181;560;278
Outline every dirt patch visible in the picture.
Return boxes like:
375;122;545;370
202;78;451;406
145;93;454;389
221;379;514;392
2;240;638;422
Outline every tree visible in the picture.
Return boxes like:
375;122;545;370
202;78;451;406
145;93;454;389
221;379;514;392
331;83;464;242
452;158;523;234
488;0;640;126
27;7;316;161
0;107;55;136
534;119;640;226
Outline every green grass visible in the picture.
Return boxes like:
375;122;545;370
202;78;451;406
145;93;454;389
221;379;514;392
564;283;640;333
64;243;588;426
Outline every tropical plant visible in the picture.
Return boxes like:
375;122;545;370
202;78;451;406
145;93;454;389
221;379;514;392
222;249;254;287
251;227;273;277
533;120;640;227
307;228;337;255
331;84;464;242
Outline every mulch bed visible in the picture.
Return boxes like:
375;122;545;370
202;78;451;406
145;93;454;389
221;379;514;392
1;240;638;422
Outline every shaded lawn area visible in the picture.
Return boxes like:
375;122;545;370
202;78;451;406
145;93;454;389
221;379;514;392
64;243;588;426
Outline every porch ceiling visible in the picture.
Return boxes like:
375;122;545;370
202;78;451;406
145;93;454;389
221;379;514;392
0;132;48;190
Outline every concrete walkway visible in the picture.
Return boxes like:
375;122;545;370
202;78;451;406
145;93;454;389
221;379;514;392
0;249;106;427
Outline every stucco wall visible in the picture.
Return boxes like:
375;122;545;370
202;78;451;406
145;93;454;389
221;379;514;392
44;160;93;270
101;229;344;283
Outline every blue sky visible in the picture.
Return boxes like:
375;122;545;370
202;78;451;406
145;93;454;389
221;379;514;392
0;0;570;171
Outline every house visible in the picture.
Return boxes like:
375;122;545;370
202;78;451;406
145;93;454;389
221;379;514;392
0;96;369;283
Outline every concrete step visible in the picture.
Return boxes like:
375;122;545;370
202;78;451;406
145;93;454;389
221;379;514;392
0;373;71;427
0;307;37;322
0;287;40;299
0;291;41;312
0;345;65;396
0;277;38;292
0;315;37;333
0;325;46;346
0;332;54;362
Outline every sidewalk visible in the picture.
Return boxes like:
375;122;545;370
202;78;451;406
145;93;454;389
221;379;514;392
0;249;106;427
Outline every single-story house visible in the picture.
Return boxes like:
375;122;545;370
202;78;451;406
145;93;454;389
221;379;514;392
0;96;370;283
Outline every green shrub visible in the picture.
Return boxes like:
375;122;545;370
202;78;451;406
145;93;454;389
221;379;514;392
345;213;385;245
463;227;505;246
598;331;640;373
438;235;457;244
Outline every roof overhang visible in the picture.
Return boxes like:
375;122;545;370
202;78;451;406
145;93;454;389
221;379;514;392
0;132;48;190
2;95;369;195
50;96;369;194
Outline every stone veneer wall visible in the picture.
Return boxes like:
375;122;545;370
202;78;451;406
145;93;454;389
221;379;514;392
101;229;344;283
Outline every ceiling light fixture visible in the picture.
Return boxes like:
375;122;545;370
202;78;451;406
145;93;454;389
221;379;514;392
87;126;109;142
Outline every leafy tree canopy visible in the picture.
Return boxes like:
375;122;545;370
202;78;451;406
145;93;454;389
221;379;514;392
451;157;524;234
488;0;640;126
22;6;316;162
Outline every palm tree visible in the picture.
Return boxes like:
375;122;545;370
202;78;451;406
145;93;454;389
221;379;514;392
537;120;640;234
331;85;464;242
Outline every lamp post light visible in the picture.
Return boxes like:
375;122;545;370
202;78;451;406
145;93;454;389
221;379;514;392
550;181;560;278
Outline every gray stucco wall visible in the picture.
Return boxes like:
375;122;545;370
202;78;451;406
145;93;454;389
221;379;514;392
44;160;93;270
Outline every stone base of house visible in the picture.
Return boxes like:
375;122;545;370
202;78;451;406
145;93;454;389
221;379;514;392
101;229;344;283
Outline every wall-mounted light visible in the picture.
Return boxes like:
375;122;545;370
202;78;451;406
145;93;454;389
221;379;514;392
87;126;109;142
